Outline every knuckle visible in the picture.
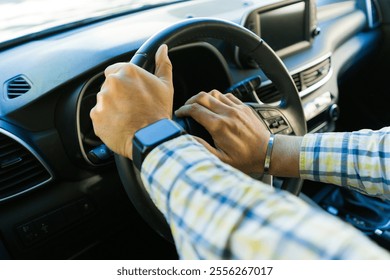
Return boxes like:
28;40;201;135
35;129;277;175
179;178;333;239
104;63;121;76
192;92;208;103
89;107;96;120
198;91;208;99
104;66;113;77
210;90;221;97
225;92;235;99
122;63;137;74
104;73;119;84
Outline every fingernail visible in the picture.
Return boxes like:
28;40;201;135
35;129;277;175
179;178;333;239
162;44;168;55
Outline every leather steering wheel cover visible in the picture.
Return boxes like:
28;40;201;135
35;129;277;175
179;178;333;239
115;17;307;241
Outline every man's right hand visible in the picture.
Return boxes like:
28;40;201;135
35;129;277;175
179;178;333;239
175;90;270;174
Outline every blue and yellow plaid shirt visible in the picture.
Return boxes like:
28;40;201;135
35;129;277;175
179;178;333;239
141;128;390;259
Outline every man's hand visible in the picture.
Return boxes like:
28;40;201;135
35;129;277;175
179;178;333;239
175;90;270;174
90;44;173;159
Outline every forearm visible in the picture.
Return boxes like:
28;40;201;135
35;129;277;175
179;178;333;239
300;129;390;199
141;135;389;259
268;129;390;199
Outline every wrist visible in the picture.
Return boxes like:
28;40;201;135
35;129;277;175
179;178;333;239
268;135;303;177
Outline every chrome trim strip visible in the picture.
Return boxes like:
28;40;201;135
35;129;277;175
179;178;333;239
366;0;381;29
289;52;332;78
0;127;54;202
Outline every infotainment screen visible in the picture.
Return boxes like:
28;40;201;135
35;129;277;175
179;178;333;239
237;0;317;66
259;1;306;52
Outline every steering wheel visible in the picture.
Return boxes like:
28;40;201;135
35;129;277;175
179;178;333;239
115;18;307;242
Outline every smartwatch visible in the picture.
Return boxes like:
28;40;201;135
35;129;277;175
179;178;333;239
132;118;186;170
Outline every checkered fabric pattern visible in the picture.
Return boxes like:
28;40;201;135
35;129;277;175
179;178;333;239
300;127;390;200
141;133;390;259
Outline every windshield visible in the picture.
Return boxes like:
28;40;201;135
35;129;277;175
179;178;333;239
0;0;183;47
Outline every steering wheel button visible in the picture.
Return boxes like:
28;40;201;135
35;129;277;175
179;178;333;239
271;121;279;129
268;110;281;117
259;110;271;119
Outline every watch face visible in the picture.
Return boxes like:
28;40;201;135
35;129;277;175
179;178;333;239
133;119;185;170
135;119;184;148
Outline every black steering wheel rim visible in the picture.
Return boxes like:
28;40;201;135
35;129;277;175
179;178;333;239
115;17;307;242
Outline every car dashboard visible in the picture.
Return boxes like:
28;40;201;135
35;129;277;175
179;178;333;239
0;0;385;259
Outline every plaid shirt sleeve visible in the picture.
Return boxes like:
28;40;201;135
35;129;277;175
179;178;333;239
300;127;390;199
141;135;389;259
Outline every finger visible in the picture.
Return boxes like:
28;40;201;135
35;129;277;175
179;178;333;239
175;103;220;132
224;92;244;105
104;62;129;76
183;92;232;115
208;90;236;107
154;44;173;86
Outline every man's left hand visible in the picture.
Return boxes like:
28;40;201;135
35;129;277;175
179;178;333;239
90;44;174;159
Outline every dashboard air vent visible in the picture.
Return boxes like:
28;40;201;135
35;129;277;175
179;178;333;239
255;56;331;103
0;130;52;201
5;75;31;99
301;58;331;89
256;83;280;103
256;73;302;103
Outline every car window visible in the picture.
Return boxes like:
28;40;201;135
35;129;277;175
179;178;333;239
0;0;185;46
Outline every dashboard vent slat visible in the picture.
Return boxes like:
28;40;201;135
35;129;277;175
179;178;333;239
0;131;52;201
292;73;302;91
301;58;331;88
5;76;32;99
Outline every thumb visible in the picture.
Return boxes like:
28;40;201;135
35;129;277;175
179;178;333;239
155;44;173;86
